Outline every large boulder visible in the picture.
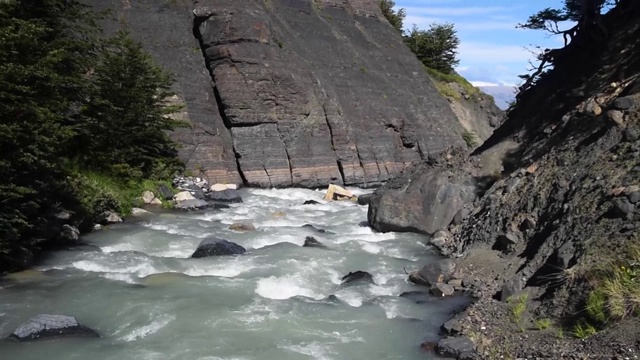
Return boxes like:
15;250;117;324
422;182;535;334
174;199;209;211
368;170;475;234
436;336;475;358
409;259;456;287
142;191;155;204
174;191;196;203
191;238;246;258
98;211;122;225
156;184;174;200
9;314;99;341
58;225;80;243
208;189;243;203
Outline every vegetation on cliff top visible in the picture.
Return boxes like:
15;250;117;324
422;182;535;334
0;1;183;272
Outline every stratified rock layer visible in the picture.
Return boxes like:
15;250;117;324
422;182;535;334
84;0;465;188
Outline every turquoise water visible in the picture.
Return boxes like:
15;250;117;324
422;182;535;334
0;188;468;360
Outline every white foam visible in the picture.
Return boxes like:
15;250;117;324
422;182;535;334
249;234;303;249
280;342;334;360
119;314;175;342
360;242;382;255
334;291;363;307
102;273;138;284
255;276;323;300
71;260;157;277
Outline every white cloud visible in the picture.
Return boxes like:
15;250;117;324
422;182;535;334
458;42;533;63
403;6;509;17
471;81;500;87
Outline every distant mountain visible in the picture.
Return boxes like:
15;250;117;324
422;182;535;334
477;85;517;110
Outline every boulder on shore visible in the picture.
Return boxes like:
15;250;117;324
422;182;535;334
323;184;354;201
10;314;99;342
142;191;155;204
98;211;122;225
409;259;456;287
174;191;196;203
191;238;246;258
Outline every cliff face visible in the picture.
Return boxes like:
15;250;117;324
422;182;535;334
84;0;478;188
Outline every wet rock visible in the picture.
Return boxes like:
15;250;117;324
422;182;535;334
613;96;635;110
399;291;431;304
99;211;122;225
368;170;475;234
436;336;475;358
429;230;454;255
229;223;256;232
59;225;80;243
157;184;174;200
409;259;456;287
442;318;463;335
208;189;243;203
303;236;327;248
303;200;321;205
431;283;455;297
358;221;370;227
10;314;99;341
191;238;246;258
142;191;155;204
341;271;374;285
175;199;209;211
272;211;287;218
301;224;328;234
324;184;354;201
357;193;373;206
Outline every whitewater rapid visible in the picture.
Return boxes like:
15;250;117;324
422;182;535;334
0;188;469;360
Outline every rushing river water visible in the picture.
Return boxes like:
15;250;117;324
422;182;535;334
0;188;469;360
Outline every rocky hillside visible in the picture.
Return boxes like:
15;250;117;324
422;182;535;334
369;1;640;358
84;0;499;188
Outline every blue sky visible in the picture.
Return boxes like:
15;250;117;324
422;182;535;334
394;0;569;87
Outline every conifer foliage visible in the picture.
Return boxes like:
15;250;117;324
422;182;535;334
0;1;183;272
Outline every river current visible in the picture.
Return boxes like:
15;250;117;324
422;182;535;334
0;188;468;360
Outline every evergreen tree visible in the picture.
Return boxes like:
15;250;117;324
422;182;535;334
403;23;460;74
379;0;406;33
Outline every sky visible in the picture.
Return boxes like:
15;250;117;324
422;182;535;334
394;0;570;89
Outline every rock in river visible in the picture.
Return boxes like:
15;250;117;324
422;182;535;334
191;238;246;258
341;271;374;285
10;314;99;341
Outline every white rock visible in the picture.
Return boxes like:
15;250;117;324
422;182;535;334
142;191;155;204
131;208;151;216
174;191;196;203
102;211;122;224
149;198;163;206
210;183;237;191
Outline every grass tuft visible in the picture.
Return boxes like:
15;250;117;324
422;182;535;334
462;130;478;148
425;66;478;98
507;294;528;325
534;318;552;330
572;321;597;339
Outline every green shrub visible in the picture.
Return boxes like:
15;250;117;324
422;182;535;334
462;130;478;148
534;318;552;330
507;294;528;325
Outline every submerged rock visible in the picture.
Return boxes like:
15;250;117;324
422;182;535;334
303;200;321;205
229;222;256;232
399;291;432;304
191;238;246;258
341;271;374;285
10;314;99;342
303;236;327;249
174;199;209;211
301;224;328;234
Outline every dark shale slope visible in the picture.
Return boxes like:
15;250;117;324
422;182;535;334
370;0;640;357
83;0;502;188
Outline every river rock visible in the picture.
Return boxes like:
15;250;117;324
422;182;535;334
229;222;256;231
302;224;327;234
59;225;80;243
191;238;246;258
436;336;475;358
174;191;196;203
368;170;476;234
99;211;122;225
131;207;151;216
208;189;243;203
303;236;326;248
157;184;174;200
399;291;431;304
409;259;456;287
10;314;99;341
149;198;162;206
142;191;155;204
341;271;374;285
175;199;209;211
303;200;321;205
324;184;354;201
211;183;237;191
430;283;455;297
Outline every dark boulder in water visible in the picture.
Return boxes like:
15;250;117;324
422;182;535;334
357;193;373;206
191;238;246;258
303;200;321;205
9;314;99;342
341;271;374;285
399;291;433;304
302;224;326;233
303;236;327;249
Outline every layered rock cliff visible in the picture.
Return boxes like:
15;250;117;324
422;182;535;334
84;0;500;188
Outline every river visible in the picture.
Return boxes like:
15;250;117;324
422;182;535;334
0;188;469;360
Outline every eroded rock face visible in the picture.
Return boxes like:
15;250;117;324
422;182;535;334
84;0;465;188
